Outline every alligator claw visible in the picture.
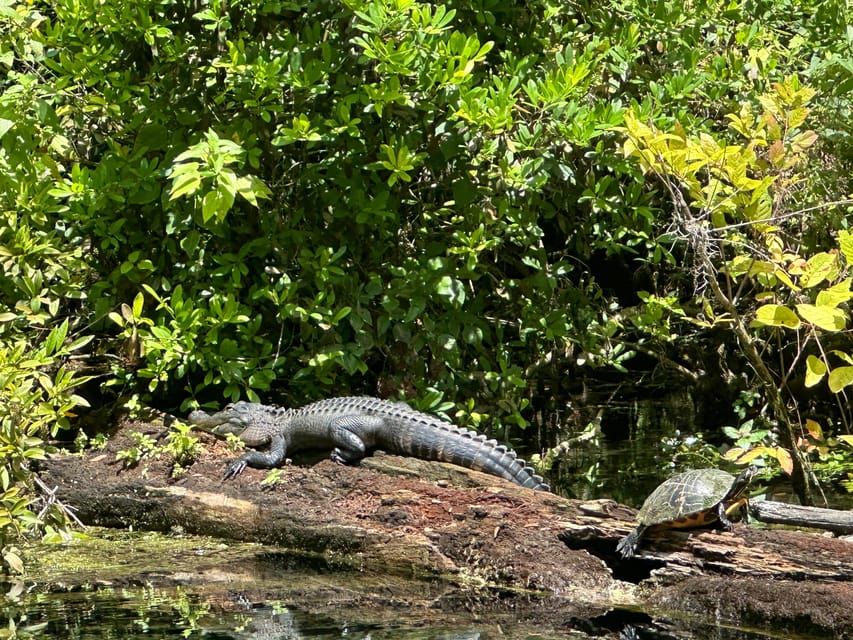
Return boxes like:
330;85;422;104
223;459;247;480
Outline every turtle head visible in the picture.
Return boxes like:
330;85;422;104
731;465;758;496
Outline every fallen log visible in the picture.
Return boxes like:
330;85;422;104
35;419;853;639
750;499;853;535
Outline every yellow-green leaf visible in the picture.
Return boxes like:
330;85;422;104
733;447;769;464
804;418;823;441
722;446;745;461
752;304;800;329
804;355;826;388
795;303;847;331
169;170;203;200
828;366;853;393
840;435;853;448
831;349;853;365
791;130;818;153
800;252;839;288
839;230;853;266
773;447;793;476
816;277;853;308
772;268;800;291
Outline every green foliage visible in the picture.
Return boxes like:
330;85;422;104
222;432;246;453
0;322;93;570
260;467;286;488
115;431;160;469
164;423;204;472
621;77;853;490
168;129;272;223
0;0;851;528
115;424;204;477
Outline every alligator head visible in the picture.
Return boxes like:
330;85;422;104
187;401;273;446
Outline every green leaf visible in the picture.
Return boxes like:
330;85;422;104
0;118;14;140
832;350;853;365
839;230;853;266
236;175;272;207
773;268;800;291
331;306;352;323
436;275;466;307
752;304;800;329
217;169;239;198
828;366;853;393
796;303;847;331
132;292;145;318
815;278;853;308
201;185;235;222
804;355;826;388
799;252;838;288
169;170;203;200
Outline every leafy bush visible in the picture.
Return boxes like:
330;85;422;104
621;78;853;501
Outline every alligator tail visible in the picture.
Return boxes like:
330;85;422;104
388;420;550;491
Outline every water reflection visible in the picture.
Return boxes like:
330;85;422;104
2;576;836;640
0;583;559;639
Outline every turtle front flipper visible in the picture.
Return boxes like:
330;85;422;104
616;526;646;559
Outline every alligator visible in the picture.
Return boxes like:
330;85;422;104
187;396;549;491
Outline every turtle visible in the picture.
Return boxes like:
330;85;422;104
616;466;756;559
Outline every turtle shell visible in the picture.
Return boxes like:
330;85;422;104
636;468;739;528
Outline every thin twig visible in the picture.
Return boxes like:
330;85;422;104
32;474;87;529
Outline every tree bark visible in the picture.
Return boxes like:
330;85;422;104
750;499;853;535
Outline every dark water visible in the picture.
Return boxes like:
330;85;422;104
0;576;833;640
545;390;853;509
0;586;512;639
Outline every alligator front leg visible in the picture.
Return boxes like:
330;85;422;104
223;434;288;480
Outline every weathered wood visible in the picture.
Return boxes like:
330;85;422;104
750;499;853;535
35;420;853;639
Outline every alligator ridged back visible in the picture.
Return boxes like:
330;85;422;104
292;397;550;491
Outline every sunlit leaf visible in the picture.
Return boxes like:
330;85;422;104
728;446;770;464
2;550;24;574
752;304;800;329
795;303;846;331
804;355;826;388
436;275;466;307
815;278;853;308
804;418;823;441
773;447;793;476
828;366;853;393
169;170;202;200
772;268;799;291
0;118;14;139
839;230;853;266
799;252;838;288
